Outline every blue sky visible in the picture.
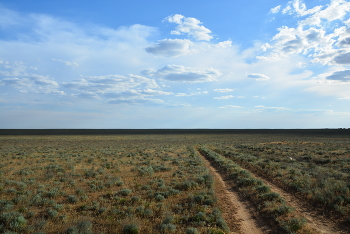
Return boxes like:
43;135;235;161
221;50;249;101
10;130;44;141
1;0;350;129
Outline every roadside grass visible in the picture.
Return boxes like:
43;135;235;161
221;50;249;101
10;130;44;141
198;145;311;234
210;142;350;218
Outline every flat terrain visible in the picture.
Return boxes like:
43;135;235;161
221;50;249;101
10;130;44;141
0;129;349;233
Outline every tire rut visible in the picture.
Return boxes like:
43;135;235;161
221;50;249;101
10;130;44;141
200;152;270;234
228;163;348;234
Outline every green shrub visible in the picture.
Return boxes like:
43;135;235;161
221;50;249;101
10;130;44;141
67;195;78;203
160;223;176;233
122;223;139;234
118;189;132;196
47;209;58;218
0;212;27;232
186;227;200;234
155;194;165;202
259;192;283;202
255;185;271;194
281;217;306;233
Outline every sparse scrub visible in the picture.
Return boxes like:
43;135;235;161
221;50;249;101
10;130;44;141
199;145;307;233
3;131;346;233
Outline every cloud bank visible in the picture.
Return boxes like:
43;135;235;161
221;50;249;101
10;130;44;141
142;65;221;83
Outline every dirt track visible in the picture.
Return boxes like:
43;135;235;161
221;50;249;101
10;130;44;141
200;147;349;234
235;164;349;234
201;155;269;234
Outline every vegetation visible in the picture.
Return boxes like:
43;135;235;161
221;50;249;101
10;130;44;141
0;135;229;233
211;141;350;217
0;130;349;233
198;146;309;233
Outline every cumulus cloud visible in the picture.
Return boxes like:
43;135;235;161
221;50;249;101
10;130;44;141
213;95;234;100
337;37;350;47
63;74;159;96
261;0;350;65
247;73;271;81
213;40;233;48
333;53;350;64
145;39;193;57
63;75;173;105
165;14;213;41
0;60;63;94
52;58;79;67
326;70;350;82
214;88;234;92
141;65;221;83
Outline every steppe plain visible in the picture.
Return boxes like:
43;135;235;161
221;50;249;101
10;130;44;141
0;129;349;233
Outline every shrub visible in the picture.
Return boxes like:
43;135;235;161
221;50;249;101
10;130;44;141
160;223;176;233
122;223;139;234
131;196;140;203
274;204;295;217
143;209;153;217
282;217;306;233
208;228;226;234
67;195;78;203
66;220;93;234
259;192;283;202
0;211;27;232
97;207;107;215
155;194;165;202
47;209;58;218
186;227;200;234
255;185;271;194
162;215;175;224
118;189;132;196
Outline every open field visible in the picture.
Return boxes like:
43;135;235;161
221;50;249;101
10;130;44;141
0;130;349;233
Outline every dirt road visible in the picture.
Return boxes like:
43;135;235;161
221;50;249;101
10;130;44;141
201;155;269;234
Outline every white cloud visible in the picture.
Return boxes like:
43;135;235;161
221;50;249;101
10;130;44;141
270;5;282;14
175;91;208;97
62;74;160;101
107;96;164;105
142;65;221;83
255;105;290;111
247;73;271;81
165;14;213;41
52;58;79;67
219;105;243;108
214;88;234;92
339;97;350;100
213;40;233;48
145;39;193;57
282;0;323;16
141;89;173;96
213;95;234;100
0;60;63;94
262;1;350;66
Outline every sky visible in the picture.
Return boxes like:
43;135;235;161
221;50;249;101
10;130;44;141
1;0;350;129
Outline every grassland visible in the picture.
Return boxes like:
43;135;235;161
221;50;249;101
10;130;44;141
0;129;349;233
